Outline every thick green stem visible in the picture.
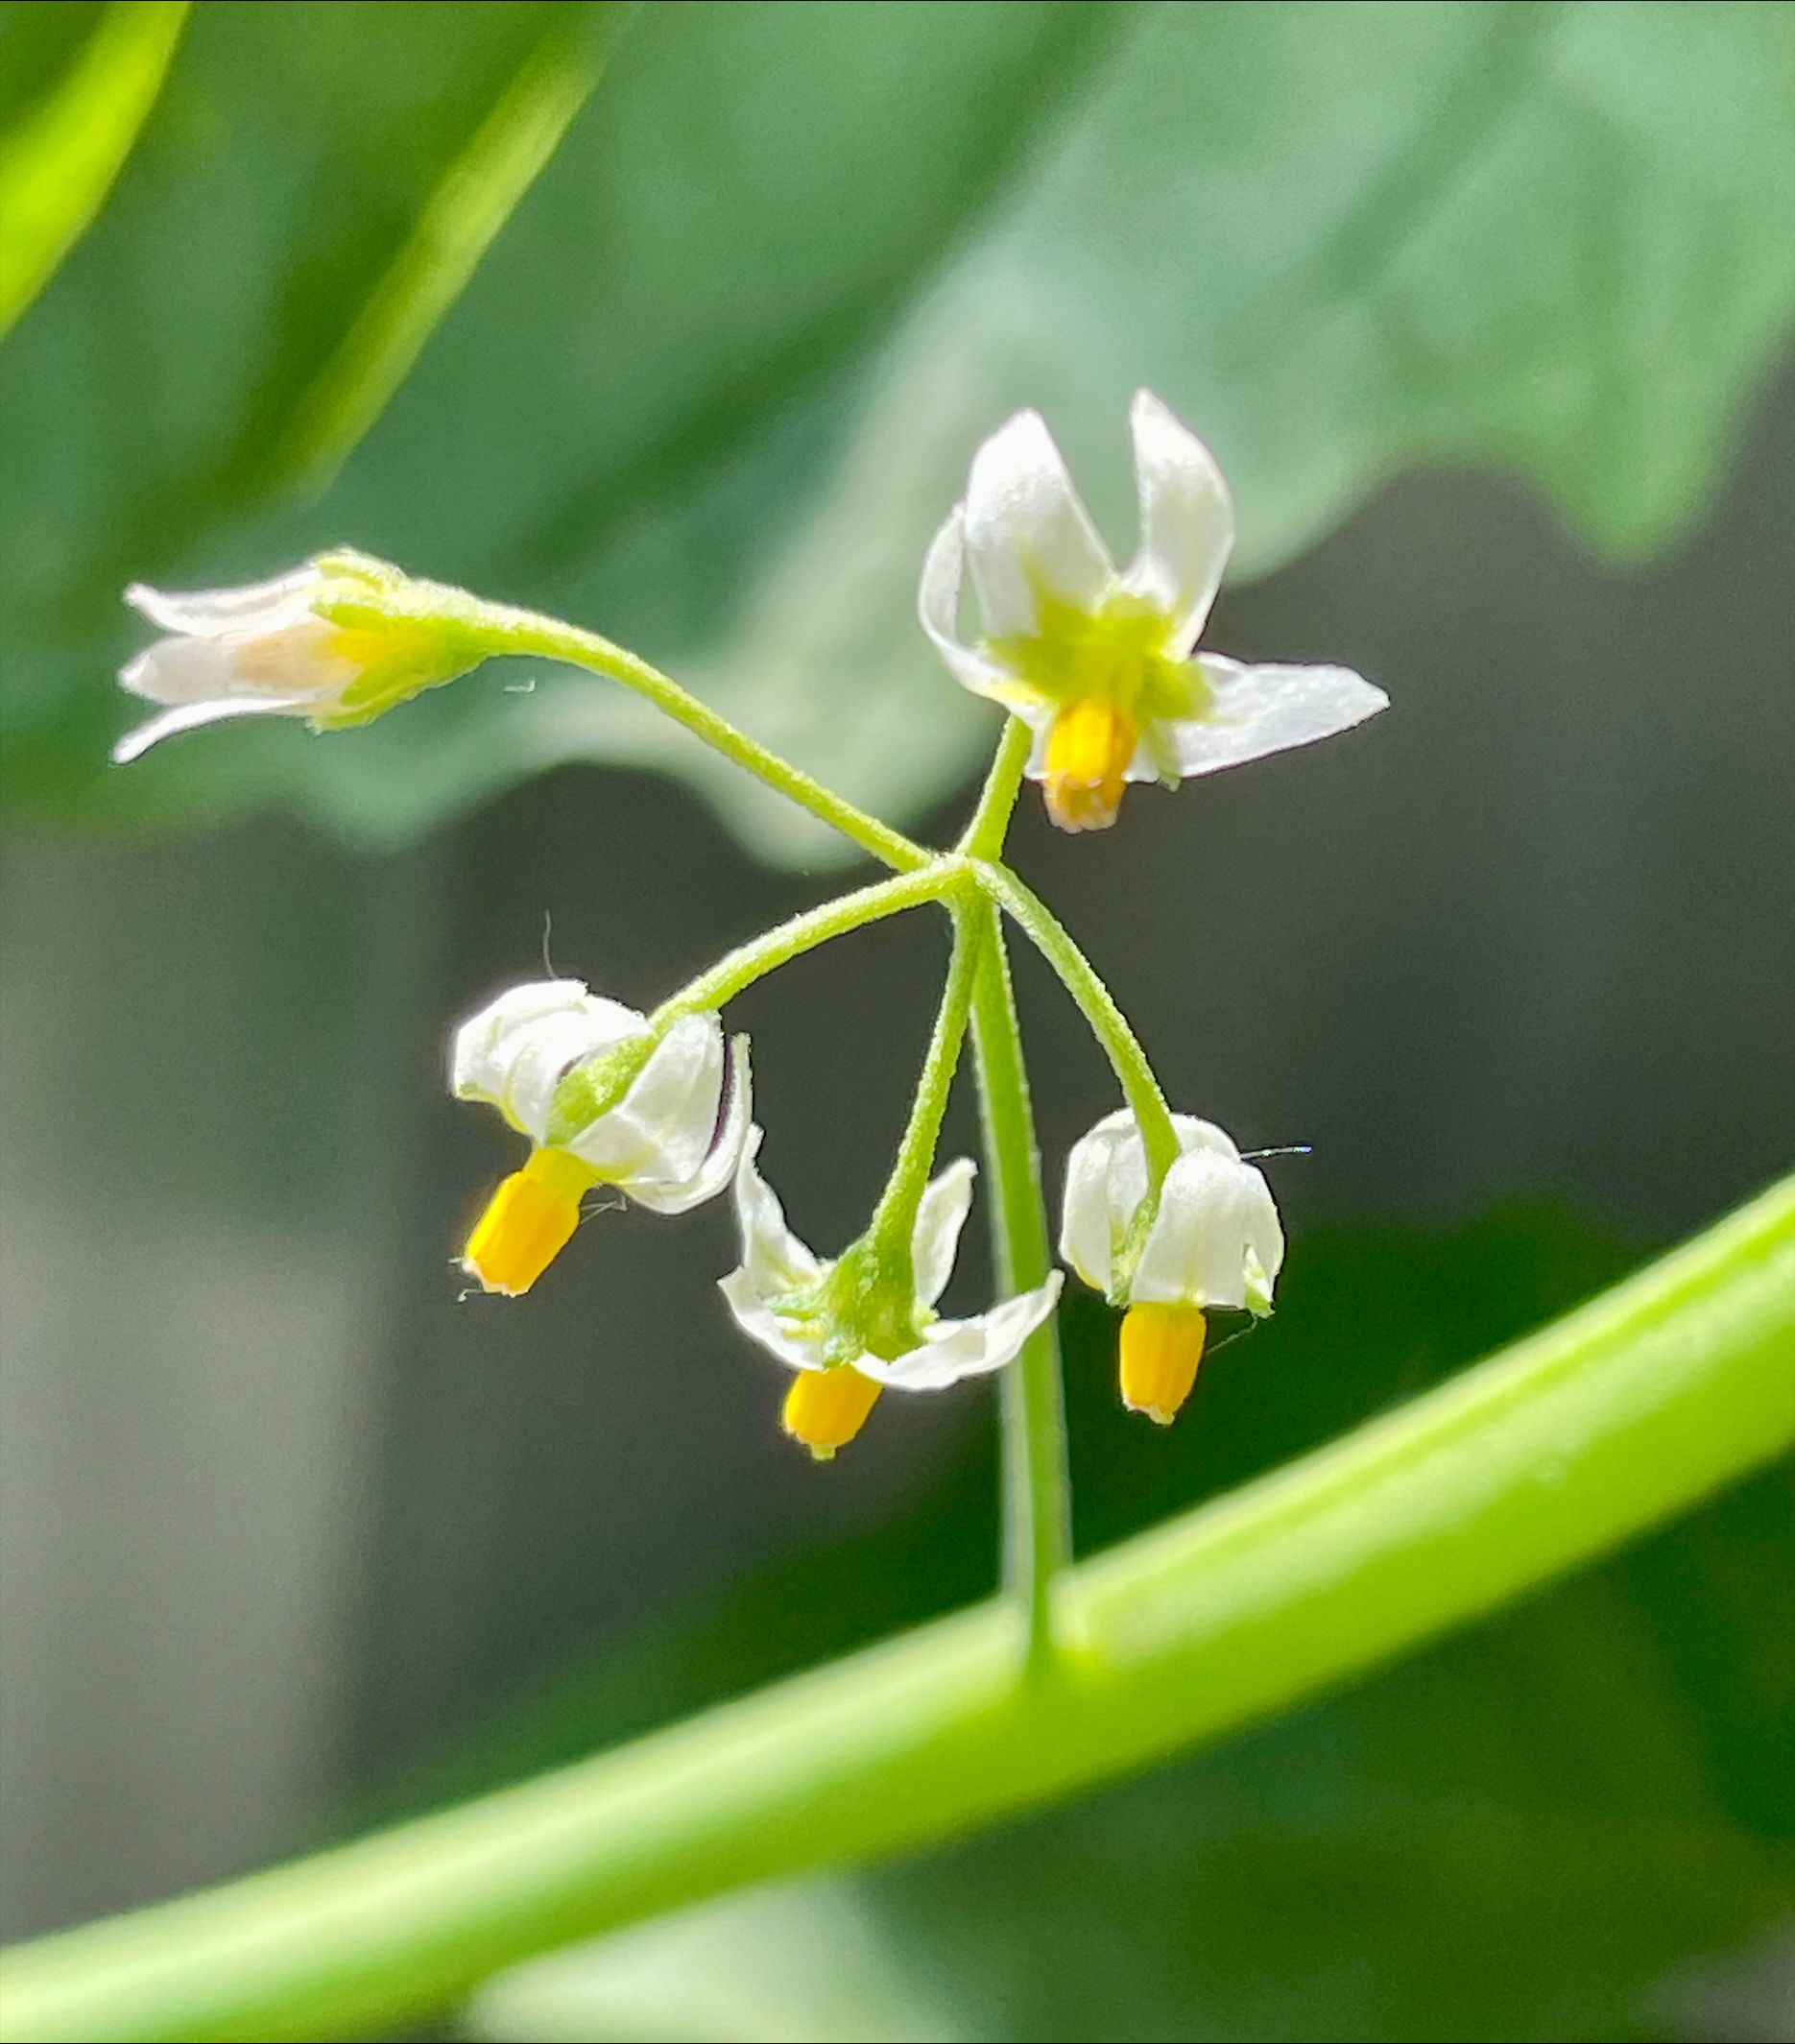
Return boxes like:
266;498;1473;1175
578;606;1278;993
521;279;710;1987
969;898;1072;1659
5;1176;1788;2043
977;862;1180;1182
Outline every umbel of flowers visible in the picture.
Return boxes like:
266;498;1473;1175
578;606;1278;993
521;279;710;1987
112;391;1384;1456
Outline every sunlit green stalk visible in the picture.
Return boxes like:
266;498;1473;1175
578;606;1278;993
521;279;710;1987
957;714;1033;859
969;896;1071;1658
976;861;1180;1181
453;597;929;874
866;902;982;1274
5;1175;1787;2044
650;863;966;1028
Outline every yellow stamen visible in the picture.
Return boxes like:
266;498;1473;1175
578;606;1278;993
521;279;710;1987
1043;697;1137;832
462;1146;599;1296
1118;1302;1207;1425
782;1364;883;1460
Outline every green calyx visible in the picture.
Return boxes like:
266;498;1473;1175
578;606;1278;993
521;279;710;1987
986;584;1208;732
542;1032;659;1150
788;1238;930;1369
307;549;489;730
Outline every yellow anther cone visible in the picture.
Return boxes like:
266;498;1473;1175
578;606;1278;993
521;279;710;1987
462;1146;598;1296
783;1364;883;1459
1044;697;1137;832
1118;1302;1208;1424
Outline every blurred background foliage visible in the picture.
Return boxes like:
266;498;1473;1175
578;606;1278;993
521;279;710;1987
3;0;1792;854
2;3;1792;2039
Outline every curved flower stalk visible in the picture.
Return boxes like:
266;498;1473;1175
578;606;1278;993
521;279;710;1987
921;390;1388;830
721;1127;1062;1457
1061;1110;1283;1423
453;980;751;1297
112;550;482;762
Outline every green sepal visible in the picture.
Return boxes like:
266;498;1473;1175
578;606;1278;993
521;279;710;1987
543;1032;659;1151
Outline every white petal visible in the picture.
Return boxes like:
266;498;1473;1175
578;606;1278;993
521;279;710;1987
124;565;325;637
963;408;1113;638
571;1014;722;1184
110;693;310;763
1131;1146;1282;1311
1166;657;1389;778
120;637;241;706
728;1126;823;1301
918;505;1036;709
718;1267;824;1373
910;1157;975;1308
452;981;646;1142
627;1034;753;1215
1058;1109;1148;1293
1117;391;1234;648
861;1272;1062;1390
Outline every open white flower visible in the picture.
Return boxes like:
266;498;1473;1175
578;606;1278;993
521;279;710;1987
920;390;1388;830
114;551;478;763
452;979;750;1295
721;1128;1062;1455
1060;1108;1284;1425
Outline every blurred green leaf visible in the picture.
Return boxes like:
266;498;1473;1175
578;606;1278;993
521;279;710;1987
439;1210;1793;2043
2;2;1792;859
0;0;187;340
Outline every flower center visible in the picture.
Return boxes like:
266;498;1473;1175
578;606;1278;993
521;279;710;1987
782;1364;883;1459
1118;1302;1208;1424
462;1145;600;1296
1044;697;1137;832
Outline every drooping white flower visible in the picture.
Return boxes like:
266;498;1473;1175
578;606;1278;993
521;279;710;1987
113;551;479;763
920;390;1388;830
1060;1109;1284;1426
451;979;750;1295
720;1127;1062;1455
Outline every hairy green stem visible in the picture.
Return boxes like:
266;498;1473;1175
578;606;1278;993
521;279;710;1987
969;895;1071;1656
333;578;929;874
652;865;964;1030
976;862;1180;1181
958;714;1034;860
866;902;982;1273
5;1176;1788;2043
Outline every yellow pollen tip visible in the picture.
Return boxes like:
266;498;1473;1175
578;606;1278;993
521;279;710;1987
461;1146;598;1296
1118;1302;1208;1425
1043;697;1137;832
782;1364;883;1456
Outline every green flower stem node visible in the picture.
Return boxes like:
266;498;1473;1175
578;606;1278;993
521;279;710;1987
1;1177;1789;2041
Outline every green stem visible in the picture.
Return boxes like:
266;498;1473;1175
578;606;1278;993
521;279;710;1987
866;900;982;1270
969;895;1071;1660
958;714;1034;860
6;1177;1789;2043
650;864;964;1029
332;577;928;875
976;862;1181;1182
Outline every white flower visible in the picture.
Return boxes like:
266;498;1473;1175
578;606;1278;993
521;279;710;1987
720;1127;1062;1455
113;552;477;763
451;979;750;1295
920;390;1388;830
1061;1109;1283;1314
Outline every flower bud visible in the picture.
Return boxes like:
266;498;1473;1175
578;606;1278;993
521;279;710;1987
113;551;481;762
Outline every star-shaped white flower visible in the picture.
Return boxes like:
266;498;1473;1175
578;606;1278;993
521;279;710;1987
452;979;750;1295
1061;1109;1285;1426
113;552;477;763
920;390;1388;830
721;1127;1062;1455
